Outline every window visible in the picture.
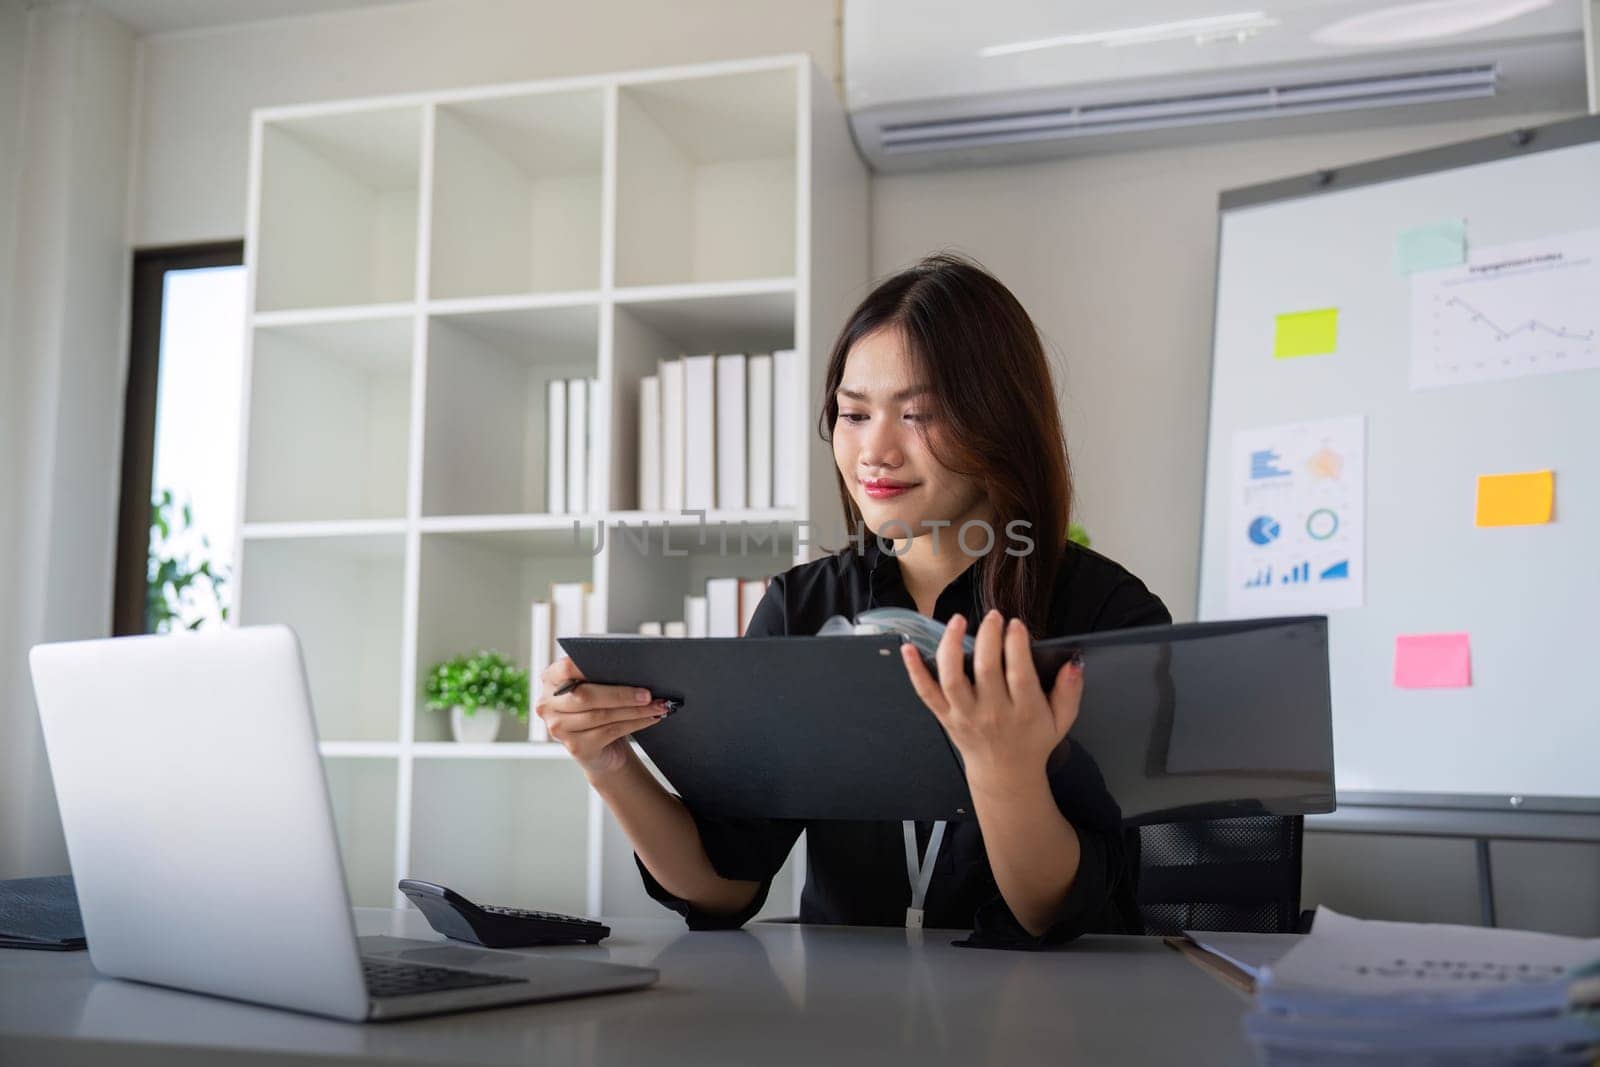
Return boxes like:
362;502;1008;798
114;242;246;635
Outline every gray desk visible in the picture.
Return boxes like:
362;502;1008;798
0;908;1278;1066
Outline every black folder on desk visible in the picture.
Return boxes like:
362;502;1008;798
560;615;1336;824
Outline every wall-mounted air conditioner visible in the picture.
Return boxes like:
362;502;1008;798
845;0;1588;171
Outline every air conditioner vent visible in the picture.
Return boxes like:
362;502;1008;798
878;65;1499;155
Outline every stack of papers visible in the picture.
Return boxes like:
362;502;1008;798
1247;907;1600;1065
0;875;85;951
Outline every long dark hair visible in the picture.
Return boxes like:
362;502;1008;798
817;252;1073;636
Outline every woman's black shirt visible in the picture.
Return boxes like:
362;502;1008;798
634;536;1173;948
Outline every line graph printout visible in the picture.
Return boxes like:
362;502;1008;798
1410;227;1600;390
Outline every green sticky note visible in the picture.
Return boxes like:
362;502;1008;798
1273;308;1338;359
1396;219;1466;274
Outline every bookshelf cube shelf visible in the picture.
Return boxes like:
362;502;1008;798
616;68;797;288
605;520;794;636
236;55;867;917
415;528;596;744
238;533;405;742
246;316;415;523
430;90;605;300
609;286;796;513
422;303;601;517
410;757;591;915
255;107;423;313
325;756;401;907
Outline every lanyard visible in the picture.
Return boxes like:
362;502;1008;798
901;819;947;929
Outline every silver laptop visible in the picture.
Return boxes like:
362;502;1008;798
28;624;657;1022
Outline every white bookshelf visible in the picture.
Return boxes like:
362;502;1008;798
233;55;868;920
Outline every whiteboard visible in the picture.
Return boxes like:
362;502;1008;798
1196;117;1600;803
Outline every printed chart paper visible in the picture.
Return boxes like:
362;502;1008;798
1227;416;1365;618
1411;227;1600;389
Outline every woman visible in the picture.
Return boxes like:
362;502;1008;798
538;253;1171;947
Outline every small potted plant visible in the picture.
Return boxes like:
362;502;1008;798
423;650;530;743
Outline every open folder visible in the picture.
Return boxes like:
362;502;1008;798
559;616;1336;824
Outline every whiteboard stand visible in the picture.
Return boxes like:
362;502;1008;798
1308;793;1600;927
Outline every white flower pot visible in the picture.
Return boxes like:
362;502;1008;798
450;705;502;743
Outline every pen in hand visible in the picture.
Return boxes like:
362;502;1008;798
554;678;680;713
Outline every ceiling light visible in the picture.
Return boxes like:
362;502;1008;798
1312;0;1554;46
981;12;1279;56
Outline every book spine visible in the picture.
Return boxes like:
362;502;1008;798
705;577;741;638
747;354;772;510
738;578;767;636
684;594;709;639
566;378;588;514
639;374;660;512
716;354;746;511
660;358;685;512
683;354;716;512
772;349;798;508
546;379;567;514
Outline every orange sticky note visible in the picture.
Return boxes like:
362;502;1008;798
1475;470;1554;527
1394;633;1471;689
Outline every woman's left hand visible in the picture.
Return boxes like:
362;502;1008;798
900;609;1084;786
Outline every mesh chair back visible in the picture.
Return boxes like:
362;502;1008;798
1133;815;1304;934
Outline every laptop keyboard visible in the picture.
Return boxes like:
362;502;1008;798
361;957;527;999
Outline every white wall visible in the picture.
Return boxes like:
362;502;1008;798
0;0;137;879
131;0;840;246
872;110;1598;936
0;0;31;880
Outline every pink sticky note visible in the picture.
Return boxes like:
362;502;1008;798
1394;633;1472;689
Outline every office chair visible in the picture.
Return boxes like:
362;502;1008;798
1131;815;1307;935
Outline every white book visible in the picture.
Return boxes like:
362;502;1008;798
684;594;709;638
659;358;685;512
638;374;660;512
638;621;663;636
739;578;767;636
683;354;716;512
715;354;746;511
663;621;687;638
546;379;567;514
528;601;552;742
705;577;741;638
772;349;799;508
566;378;587;514
583;588;603;635
589;377;602;512
551;582;588;650
747;354;773;510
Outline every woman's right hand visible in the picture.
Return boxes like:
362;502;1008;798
537;657;669;779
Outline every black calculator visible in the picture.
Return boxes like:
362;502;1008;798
398;879;609;948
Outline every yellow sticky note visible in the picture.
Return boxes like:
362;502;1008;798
1274;308;1339;359
1475;470;1554;527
